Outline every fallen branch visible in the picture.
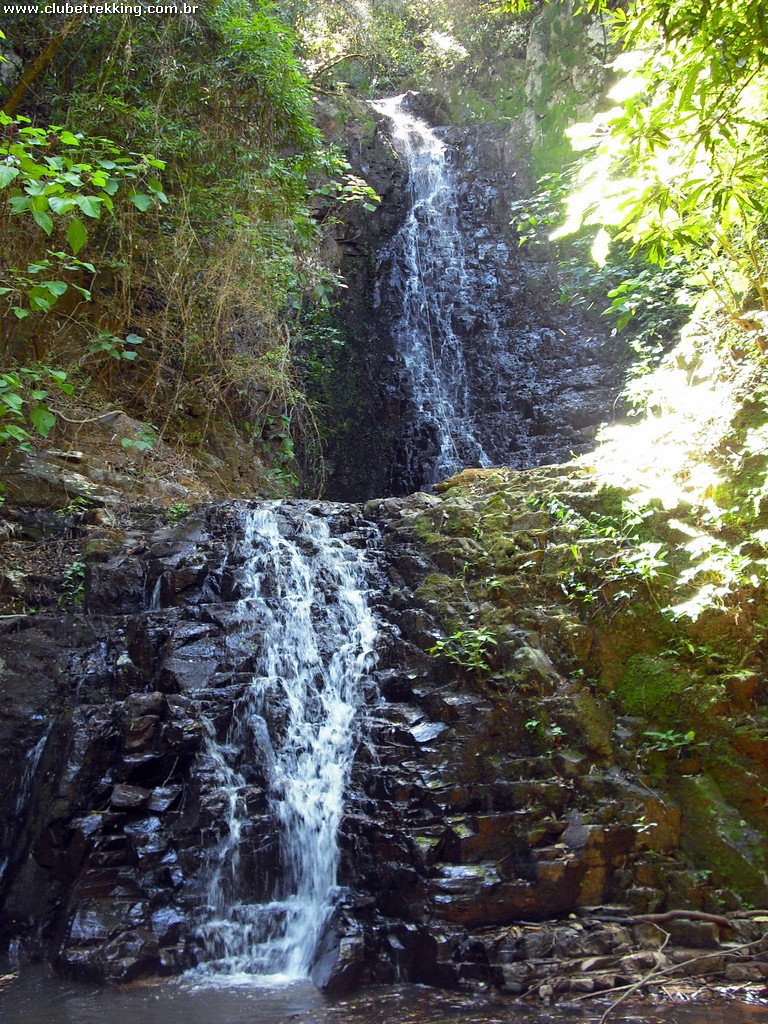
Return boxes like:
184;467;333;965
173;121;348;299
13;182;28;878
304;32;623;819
590;909;732;928
576;935;767;1014
599;928;670;1024
309;52;372;81
633;910;731;929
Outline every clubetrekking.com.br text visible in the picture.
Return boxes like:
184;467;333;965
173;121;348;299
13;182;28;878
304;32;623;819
2;3;198;14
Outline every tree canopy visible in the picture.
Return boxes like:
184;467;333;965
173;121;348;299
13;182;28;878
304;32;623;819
532;0;768;331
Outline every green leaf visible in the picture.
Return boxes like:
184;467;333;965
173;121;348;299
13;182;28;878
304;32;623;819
48;196;76;214
2;423;30;442
0;164;20;188
75;195;102;219
9;195;32;214
30;403;56;437
2;392;23;413
31;208;54;235
57;130;81;146
43;280;68;297
27;292;52;312
129;192;153;212
67;217;88;255
11;307;30;319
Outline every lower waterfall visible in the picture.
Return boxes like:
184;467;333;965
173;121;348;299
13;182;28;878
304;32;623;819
194;504;378;982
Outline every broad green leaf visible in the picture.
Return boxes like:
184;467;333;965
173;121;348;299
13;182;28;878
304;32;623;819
0;165;20;188
30;404;56;437
129;192;153;212
57;131;80;146
9;195;32;214
43;280;68;297
2;423;29;442
67;217;88;255
75;195;102;219
31;208;54;235
48;196;76;214
2;392;23;413
27;292;52;312
11;307;30;319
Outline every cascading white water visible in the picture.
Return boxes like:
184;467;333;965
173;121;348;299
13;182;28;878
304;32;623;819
0;722;51;884
195;504;377;984
373;94;492;484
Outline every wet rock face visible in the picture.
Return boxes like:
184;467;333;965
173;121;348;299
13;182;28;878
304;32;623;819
0;502;338;983
0;493;757;993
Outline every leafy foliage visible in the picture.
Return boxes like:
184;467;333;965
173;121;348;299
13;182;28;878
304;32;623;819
545;0;768;330
429;627;498;676
0;364;73;447
0;3;381;490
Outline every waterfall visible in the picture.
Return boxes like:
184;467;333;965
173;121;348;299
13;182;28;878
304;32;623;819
195;503;377;984
373;93;492;486
0;722;51;885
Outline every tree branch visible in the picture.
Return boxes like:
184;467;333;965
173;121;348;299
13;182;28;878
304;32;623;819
2;17;80;116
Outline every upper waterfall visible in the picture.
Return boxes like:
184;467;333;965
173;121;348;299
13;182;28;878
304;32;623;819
371;94;493;488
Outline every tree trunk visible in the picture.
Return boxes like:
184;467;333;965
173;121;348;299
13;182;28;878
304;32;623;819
2;17;80;117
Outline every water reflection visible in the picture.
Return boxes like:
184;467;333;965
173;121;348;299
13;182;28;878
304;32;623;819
1;970;766;1024
0;967;324;1024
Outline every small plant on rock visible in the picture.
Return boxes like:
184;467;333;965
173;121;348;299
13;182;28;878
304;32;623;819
428;627;498;676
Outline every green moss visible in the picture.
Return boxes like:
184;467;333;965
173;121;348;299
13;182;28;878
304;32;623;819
674;774;768;903
615;654;689;723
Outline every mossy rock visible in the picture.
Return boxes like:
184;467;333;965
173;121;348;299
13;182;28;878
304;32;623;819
614;654;689;724
672;773;768;904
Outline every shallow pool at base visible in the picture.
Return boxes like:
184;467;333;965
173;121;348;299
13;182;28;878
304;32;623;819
2;969;767;1024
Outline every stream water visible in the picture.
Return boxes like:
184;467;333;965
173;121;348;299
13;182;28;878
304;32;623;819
2;966;767;1024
